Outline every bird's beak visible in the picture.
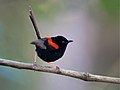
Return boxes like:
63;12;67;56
30;41;36;45
68;40;73;43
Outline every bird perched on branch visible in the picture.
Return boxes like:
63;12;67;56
29;6;73;63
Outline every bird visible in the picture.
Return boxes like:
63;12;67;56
31;36;73;62
29;5;73;63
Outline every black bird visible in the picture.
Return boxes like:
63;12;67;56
29;6;73;63
31;36;73;62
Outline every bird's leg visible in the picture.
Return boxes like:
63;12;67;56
34;52;37;63
32;52;37;71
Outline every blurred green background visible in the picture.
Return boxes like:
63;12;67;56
0;0;119;90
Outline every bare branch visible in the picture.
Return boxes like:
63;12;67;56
0;58;119;84
29;5;41;39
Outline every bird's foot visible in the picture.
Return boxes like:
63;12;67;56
32;62;37;72
55;66;60;73
48;62;60;71
55;65;60;70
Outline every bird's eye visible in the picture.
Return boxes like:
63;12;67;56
62;41;65;43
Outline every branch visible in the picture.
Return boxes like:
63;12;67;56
0;58;119;84
29;5;41;39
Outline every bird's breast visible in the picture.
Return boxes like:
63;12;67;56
35;47;66;62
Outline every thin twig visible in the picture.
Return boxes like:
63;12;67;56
29;5;41;39
0;58;119;84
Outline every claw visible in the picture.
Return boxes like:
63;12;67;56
56;66;60;72
32;63;37;72
48;62;60;72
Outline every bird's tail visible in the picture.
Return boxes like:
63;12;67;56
29;5;41;39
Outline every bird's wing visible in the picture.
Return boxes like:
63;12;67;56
32;39;47;49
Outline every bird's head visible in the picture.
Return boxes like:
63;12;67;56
52;36;73;48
